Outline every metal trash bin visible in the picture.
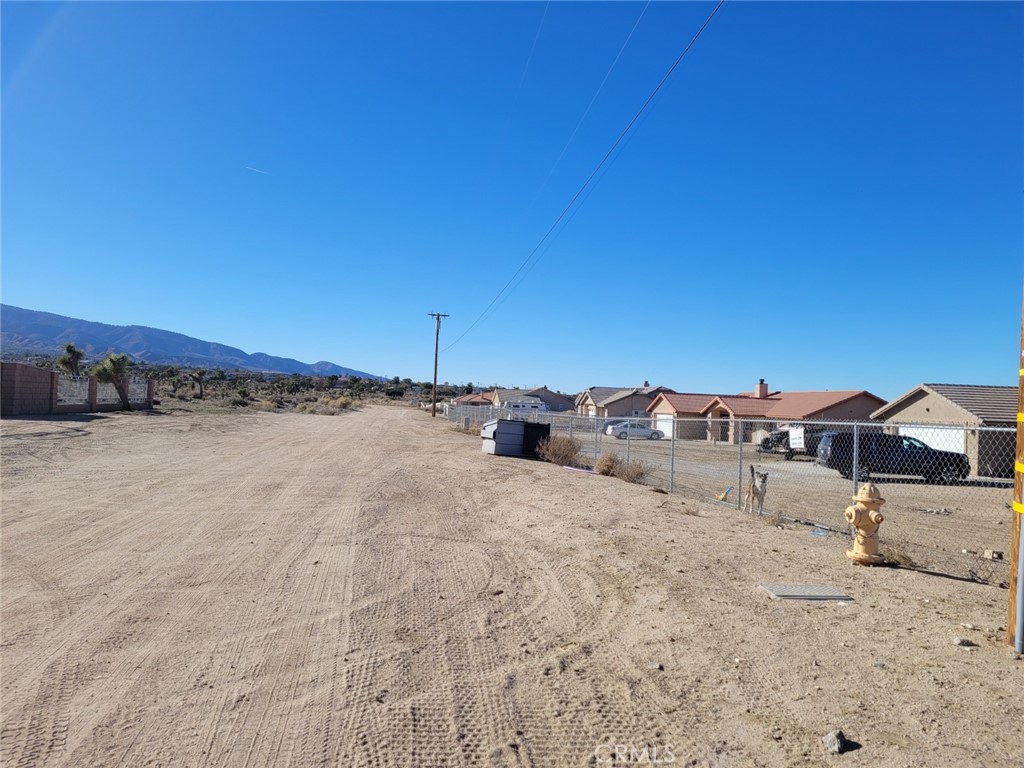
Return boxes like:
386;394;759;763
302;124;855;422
480;418;549;457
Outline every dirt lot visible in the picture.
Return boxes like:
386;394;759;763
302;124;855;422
542;424;1014;583
2;405;1022;767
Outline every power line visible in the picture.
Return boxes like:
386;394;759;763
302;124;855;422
444;0;727;353
524;0;652;214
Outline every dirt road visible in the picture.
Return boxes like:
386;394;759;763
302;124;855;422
2;406;1021;767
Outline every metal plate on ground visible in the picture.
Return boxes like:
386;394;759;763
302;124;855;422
759;583;853;601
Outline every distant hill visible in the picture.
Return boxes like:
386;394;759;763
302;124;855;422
0;305;382;378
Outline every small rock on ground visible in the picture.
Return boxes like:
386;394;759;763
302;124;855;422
822;730;848;754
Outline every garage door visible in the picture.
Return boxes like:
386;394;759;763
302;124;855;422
898;426;966;454
655;415;674;439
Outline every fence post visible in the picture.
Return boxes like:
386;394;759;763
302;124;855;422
737;419;744;510
569;415;574;442
852;423;861;496
669;416;676;493
87;377;98;412
625;424;631;464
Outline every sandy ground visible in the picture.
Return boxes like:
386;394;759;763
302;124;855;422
2;405;1022;768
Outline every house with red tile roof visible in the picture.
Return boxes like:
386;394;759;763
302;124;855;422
647;379;885;443
647;392;727;439
451;391;494;407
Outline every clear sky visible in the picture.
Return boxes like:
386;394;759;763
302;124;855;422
2;1;1021;400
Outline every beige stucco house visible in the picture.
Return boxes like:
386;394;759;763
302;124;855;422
647;392;726;439
451;391;494;406
491;386;575;412
702;389;887;445
870;383;1016;477
647;380;886;444
576;385;672;418
575;387;627;416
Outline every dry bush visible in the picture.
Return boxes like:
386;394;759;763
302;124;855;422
536;435;584;468
881;535;917;568
453;421;483;435
322;396;352;410
595;453;620;476
595;453;651;484
614;459;652;485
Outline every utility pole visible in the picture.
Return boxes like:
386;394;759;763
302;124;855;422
428;313;449;418
1009;294;1023;653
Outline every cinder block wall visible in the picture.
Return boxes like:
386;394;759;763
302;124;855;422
2;362;156;416
1;363;57;417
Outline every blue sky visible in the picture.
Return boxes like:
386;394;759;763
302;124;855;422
2;1;1021;400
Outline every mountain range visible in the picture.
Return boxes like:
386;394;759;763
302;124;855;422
0;305;382;378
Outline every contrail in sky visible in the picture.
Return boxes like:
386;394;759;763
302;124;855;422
245;166;270;175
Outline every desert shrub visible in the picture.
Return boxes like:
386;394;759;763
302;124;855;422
595;453;620;476
613;458;652;485
880;535;916;568
229;397;249;408
322;396;351;410
536;435;584;468
453;421;483;435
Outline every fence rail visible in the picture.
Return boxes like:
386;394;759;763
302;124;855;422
444;405;1016;583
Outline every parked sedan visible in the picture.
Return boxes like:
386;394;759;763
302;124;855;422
604;421;664;440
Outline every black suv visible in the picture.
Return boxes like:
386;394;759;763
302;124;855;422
816;431;970;484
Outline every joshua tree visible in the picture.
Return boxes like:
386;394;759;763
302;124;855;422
190;369;207;399
56;342;84;377
92;353;132;410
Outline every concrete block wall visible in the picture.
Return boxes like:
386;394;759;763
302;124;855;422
1;363;58;416
2;362;154;417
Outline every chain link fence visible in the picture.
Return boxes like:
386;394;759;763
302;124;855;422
445;405;1015;583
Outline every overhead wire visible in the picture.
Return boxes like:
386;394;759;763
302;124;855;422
443;0;727;353
509;2;551;120
524;0;652;214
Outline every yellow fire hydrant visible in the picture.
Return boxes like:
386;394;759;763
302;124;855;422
845;483;886;565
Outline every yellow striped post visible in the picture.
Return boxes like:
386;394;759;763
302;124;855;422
1009;295;1024;651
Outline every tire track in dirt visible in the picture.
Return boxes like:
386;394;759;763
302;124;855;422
2;412;374;767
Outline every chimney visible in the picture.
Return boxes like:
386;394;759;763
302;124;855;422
643;380;650;388
754;378;768;399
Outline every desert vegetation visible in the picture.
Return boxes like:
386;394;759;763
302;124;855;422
56;342;84;377
8;345;503;418
595;452;652;484
535;435;587;468
92;353;133;410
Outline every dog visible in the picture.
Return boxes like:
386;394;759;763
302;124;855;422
742;465;769;515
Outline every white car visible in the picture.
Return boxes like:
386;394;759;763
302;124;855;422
604;421;663;440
